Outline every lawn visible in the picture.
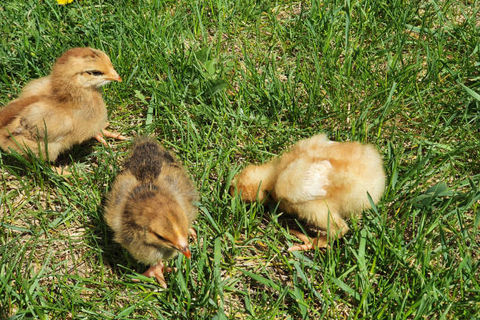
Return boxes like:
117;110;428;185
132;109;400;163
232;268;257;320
0;0;478;319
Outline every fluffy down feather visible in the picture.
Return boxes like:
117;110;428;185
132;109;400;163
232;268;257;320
104;137;198;288
0;47;124;162
231;134;386;251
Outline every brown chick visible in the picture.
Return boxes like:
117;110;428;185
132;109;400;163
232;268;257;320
0;47;125;163
104;137;198;288
231;134;386;251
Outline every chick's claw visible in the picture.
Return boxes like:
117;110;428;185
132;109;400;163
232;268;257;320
94;133;108;146
94;122;127;146
94;130;126;147
53;166;71;176
288;229;328;252
101;129;127;141
142;261;168;289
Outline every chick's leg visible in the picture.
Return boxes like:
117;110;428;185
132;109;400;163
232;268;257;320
288;230;329;252
53;166;71;176
287;202;349;252
94;123;127;146
142;260;168;289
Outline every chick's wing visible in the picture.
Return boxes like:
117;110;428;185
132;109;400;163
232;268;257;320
10;101;74;140
274;158;332;203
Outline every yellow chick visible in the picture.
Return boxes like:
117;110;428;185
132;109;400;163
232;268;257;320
104;137;198;288
0;47;125;163
231;134;386;251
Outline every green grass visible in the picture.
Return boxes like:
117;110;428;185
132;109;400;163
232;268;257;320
0;0;479;319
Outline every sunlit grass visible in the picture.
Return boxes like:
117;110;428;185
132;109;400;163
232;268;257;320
0;0;478;319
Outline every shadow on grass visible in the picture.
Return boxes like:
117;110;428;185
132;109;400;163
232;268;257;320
89;194;146;282
54;140;96;167
0;140;96;178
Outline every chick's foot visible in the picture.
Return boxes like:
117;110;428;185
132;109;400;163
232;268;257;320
94;124;127;146
142;260;169;289
53;166;71;176
288;229;329;252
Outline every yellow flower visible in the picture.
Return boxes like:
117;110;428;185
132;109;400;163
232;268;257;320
57;0;74;4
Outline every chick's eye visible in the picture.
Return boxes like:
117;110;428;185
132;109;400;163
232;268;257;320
85;70;104;76
154;233;166;242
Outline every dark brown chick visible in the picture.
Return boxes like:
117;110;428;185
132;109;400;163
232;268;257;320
231;134;386;251
0;47;125;163
104;137;198;288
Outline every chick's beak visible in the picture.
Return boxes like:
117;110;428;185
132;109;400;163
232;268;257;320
179;246;191;259
107;70;122;82
175;235;190;258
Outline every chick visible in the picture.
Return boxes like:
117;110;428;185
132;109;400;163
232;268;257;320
0;47;125;163
231;134;386;251
104;137;198;288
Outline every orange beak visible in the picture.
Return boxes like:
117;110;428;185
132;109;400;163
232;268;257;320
107;70;122;82
179;246;191;259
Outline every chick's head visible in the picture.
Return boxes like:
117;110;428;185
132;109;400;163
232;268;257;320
231;165;270;202
129;192;191;258
52;47;122;88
